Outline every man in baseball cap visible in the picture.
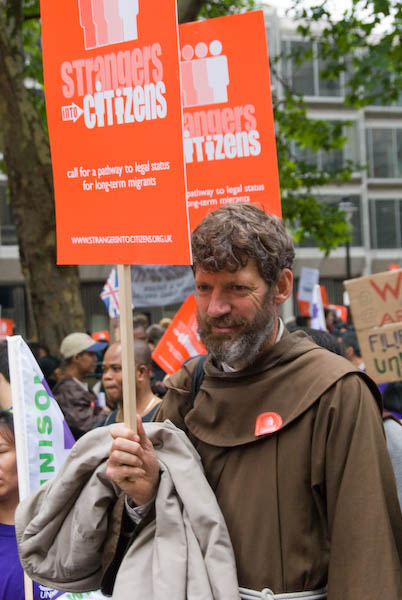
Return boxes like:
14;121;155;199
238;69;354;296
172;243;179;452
59;332;108;358
53;332;109;439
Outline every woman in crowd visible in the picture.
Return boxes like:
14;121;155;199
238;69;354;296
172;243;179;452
0;409;39;599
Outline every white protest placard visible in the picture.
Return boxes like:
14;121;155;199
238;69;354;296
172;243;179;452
298;267;320;303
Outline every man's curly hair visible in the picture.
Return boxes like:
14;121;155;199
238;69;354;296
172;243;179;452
191;204;295;284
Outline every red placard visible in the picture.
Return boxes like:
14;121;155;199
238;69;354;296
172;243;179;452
152;294;206;374
40;0;191;265
179;11;281;230
92;330;109;341
0;319;14;340
328;304;348;323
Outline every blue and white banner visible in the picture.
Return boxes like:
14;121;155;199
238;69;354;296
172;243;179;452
131;265;195;307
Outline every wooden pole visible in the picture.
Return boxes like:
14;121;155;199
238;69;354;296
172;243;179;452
109;315;121;343
24;572;34;600
117;264;137;432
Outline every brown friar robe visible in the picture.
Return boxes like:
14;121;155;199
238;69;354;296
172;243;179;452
144;329;402;599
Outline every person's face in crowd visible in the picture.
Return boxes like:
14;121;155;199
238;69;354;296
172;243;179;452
133;326;147;340
326;311;335;328
195;259;277;368
101;344;123;407
0;428;18;506
76;351;97;375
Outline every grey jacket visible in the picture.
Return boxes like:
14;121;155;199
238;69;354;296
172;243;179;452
15;422;240;600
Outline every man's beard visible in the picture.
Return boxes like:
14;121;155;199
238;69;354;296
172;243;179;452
197;293;275;369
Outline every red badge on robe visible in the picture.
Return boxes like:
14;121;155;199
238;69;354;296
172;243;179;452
255;412;283;436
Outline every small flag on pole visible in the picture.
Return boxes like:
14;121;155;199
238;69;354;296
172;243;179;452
100;267;120;318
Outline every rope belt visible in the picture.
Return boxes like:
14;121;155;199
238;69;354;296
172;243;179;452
239;586;327;600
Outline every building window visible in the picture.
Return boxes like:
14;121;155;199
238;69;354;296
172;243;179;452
366;128;402;178
0;180;17;246
370;199;402;249
293;121;360;172
298;195;362;247
281;40;342;97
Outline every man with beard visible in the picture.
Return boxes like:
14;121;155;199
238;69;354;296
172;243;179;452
17;205;402;599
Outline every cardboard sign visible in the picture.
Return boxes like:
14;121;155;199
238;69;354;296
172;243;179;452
0;318;14;340
152;293;206;374
344;270;402;330
180;11;281;230
358;322;402;383
344;269;402;383
40;0;191;265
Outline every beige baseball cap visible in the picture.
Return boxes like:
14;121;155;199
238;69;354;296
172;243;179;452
60;332;107;359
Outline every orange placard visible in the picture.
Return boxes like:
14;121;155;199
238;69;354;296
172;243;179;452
320;285;329;307
328;304;348;323
40;0;191;265
92;330;109;341
297;299;311;317
0;319;14;340
152;294;206;374
179;11;281;230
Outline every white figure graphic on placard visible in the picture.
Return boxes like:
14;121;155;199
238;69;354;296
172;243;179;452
174;328;198;357
103;0;124;45
192;42;214;105
78;0;97;49
118;0;139;41
205;136;215;161
114;88;125;124
183;130;194;163
94;81;105;126
207;40;229;103
180;38;230;108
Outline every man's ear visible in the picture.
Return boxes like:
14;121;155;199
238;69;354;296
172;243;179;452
273;269;293;306
135;364;147;383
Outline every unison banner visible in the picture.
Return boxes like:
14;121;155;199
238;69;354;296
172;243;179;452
8;336;75;500
8;336;109;599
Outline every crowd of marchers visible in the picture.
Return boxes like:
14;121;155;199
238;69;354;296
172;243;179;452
1;205;402;600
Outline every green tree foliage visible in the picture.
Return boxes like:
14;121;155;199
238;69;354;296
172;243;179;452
2;0;397;342
198;0;256;18
0;0;85;351
197;0;355;251
291;0;402;107
274;0;402;250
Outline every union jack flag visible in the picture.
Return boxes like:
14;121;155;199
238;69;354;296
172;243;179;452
100;267;120;317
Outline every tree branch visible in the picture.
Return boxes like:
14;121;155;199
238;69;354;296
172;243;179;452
23;12;40;21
